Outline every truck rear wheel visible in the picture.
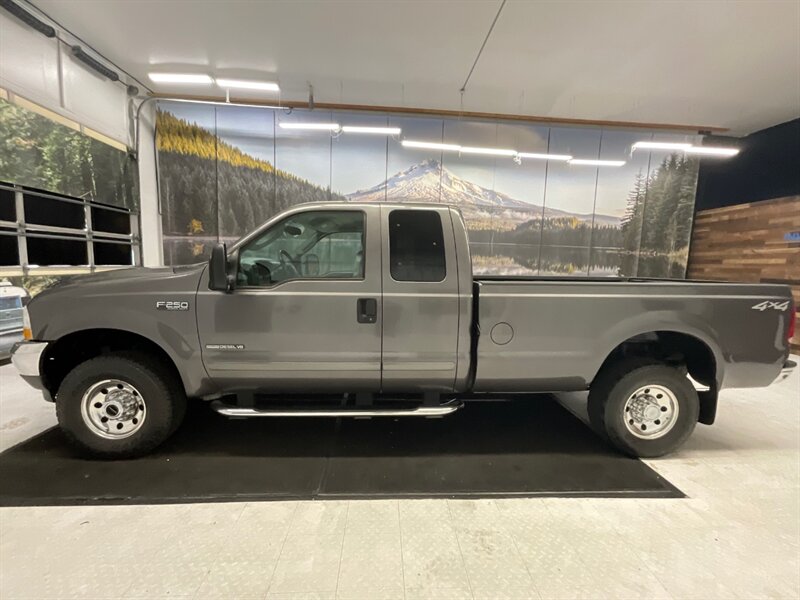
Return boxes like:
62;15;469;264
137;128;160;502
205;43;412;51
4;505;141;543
55;352;186;458
588;358;699;458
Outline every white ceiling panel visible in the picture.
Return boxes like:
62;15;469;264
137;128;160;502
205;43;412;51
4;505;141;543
29;0;800;134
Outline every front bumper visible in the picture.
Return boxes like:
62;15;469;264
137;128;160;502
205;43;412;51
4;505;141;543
775;359;796;383
10;341;52;401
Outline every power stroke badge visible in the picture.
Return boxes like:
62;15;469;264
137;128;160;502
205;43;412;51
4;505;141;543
205;344;245;350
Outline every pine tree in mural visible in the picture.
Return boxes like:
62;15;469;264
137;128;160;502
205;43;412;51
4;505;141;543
620;154;699;277
622;172;647;246
619;171;647;276
0;99;137;209
674;159;699;250
156;109;343;248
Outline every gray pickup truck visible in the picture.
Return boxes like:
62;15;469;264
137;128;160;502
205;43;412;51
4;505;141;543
11;202;796;459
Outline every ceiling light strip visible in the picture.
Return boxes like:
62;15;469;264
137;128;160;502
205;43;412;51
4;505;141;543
685;146;740;156
402;140;577;161
517;152;572;161
341;126;402;135
632;140;739;157
460;146;517;157
569;159;626;167
216;78;280;92
632;141;693;151
401;140;461;151
279;122;340;131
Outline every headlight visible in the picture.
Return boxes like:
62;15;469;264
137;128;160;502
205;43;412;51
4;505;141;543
22;306;32;340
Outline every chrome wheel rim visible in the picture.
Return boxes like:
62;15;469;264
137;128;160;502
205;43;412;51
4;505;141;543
623;384;678;440
80;379;146;439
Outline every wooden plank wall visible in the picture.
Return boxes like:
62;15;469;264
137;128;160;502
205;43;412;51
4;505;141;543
688;195;800;352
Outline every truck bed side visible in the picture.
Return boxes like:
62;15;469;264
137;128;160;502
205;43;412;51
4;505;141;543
472;278;792;392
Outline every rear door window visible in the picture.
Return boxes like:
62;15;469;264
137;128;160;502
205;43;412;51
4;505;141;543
389;210;446;282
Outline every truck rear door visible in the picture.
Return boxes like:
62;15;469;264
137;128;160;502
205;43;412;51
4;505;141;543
380;206;461;392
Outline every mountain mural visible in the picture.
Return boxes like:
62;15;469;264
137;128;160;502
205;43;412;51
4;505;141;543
347;159;621;227
154;102;697;278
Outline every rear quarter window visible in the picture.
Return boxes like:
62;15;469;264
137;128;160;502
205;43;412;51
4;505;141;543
389;210;446;282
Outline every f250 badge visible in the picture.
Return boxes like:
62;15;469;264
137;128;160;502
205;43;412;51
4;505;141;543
751;300;790;312
156;301;189;311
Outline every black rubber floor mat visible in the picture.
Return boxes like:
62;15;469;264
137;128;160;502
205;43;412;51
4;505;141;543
0;396;682;505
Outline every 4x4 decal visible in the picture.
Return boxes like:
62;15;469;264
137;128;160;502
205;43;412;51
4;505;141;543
751;300;790;312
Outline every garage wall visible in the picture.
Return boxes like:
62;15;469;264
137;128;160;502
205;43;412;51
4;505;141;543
695;119;800;210
688;197;800;351
156;101;703;278
688;120;800;352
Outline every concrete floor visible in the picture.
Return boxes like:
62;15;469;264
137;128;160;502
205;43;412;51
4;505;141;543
0;360;798;600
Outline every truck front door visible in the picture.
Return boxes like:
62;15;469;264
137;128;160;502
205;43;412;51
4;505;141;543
196;206;382;392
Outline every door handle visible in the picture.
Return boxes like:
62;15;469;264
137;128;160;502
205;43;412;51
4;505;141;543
357;298;377;324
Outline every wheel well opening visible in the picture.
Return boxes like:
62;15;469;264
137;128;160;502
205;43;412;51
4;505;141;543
596;331;716;385
594;331;718;424
41;329;181;399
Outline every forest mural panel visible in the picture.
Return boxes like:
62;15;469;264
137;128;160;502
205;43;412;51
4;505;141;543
0;97;138;211
156;100;700;277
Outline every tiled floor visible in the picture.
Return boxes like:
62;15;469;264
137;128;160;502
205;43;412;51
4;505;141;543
0;360;798;599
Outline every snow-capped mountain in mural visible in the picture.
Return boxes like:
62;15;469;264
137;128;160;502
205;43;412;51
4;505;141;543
347;159;620;226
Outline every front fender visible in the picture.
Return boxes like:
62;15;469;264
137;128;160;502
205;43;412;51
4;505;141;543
28;265;212;397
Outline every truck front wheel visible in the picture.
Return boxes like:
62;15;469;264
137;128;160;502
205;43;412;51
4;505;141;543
588;358;699;458
55;352;186;458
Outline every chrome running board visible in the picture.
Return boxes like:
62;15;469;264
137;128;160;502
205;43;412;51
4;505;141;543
211;400;463;418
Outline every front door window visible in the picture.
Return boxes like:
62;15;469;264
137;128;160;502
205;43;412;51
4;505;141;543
237;210;365;287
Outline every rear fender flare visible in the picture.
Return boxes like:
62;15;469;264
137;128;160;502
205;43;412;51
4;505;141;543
587;310;725;390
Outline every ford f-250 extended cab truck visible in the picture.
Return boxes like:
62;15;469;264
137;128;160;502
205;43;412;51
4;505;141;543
11;202;796;459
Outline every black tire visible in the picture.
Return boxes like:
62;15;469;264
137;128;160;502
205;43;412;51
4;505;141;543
166;372;188;436
587;358;699;458
56;352;186;458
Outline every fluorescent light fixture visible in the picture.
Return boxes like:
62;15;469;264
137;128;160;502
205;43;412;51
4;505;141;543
516;152;572;161
341;125;402;135
685;146;740;157
401;140;613;165
460;146;517;157
279;122;340;131
569;159;626;167
632;141;692;151
631;140;739;157
401;140;461;152
216;78;280;92
401;141;517;156
148;73;213;84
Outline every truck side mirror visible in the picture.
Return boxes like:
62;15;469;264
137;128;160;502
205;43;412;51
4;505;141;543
208;243;231;291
